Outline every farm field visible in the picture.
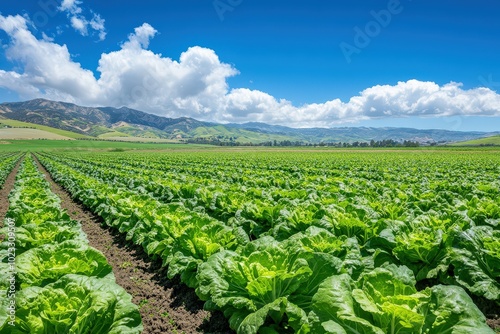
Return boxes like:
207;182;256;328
1;146;500;333
0;119;91;139
0;128;75;140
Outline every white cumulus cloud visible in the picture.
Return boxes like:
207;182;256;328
1;14;500;127
0;14;100;103
70;16;86;34
124;23;157;49
59;0;82;13
96;23;238;115
58;0;106;41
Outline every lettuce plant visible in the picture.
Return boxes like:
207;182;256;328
0;221;87;255
445;226;500;301
16;240;112;288
305;265;495;334
196;236;342;333
5;274;142;334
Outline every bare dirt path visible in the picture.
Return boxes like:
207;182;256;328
33;154;232;334
0;155;24;230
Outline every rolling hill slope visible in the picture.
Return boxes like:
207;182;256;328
451;135;500;146
0;118;90;139
0;99;497;144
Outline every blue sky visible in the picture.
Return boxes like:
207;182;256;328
0;0;499;131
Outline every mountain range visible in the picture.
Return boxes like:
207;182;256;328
0;99;497;144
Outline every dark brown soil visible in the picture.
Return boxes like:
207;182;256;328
487;317;500;333
473;295;500;332
33;155;233;334
0;155;24;233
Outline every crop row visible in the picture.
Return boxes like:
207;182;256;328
37;152;497;333
0;153;22;188
38;152;500;303
37;154;248;288
0;155;142;333
39;152;500;239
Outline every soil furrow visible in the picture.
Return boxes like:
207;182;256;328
0;155;24;229
33;154;232;334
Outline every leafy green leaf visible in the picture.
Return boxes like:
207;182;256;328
16;240;113;287
8;274;142;334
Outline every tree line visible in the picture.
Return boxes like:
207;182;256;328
186;137;421;147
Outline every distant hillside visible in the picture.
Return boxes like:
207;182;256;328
0;99;497;144
0;118;90;139
451;135;500;146
0;99;205;140
227;122;497;144
0;99;287;143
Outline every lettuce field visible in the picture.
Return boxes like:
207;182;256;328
1;148;499;333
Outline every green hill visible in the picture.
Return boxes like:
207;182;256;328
1;99;498;145
451;135;500;146
0;118;91;139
